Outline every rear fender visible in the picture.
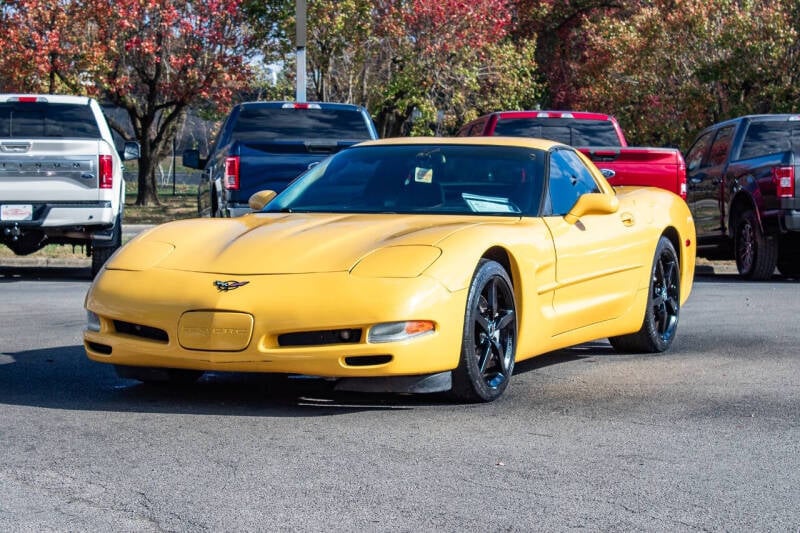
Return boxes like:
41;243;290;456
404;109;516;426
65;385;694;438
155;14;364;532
726;190;760;237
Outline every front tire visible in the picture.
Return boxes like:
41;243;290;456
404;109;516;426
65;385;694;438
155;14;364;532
451;259;517;402
610;236;680;353
735;210;777;280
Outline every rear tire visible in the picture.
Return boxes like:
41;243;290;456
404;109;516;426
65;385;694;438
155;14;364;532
735;210;777;280
777;259;800;279
610;236;680;354
777;236;800;279
91;213;122;278
451;259;517;402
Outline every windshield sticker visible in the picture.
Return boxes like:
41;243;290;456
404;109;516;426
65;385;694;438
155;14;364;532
462;193;521;213
414;166;433;183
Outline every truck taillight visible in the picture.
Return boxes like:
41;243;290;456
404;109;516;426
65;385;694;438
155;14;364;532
224;156;240;190
772;166;795;198
282;102;321;110
678;159;687;200
6;96;46;103
99;155;113;189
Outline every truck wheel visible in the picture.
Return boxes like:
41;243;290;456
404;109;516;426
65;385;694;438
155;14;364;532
91;214;122;278
735;210;777;280
609;236;680;353
777;258;800;279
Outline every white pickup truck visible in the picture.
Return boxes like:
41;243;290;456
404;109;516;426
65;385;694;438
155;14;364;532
0;94;139;276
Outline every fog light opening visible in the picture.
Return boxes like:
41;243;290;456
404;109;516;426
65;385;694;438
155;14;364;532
368;321;435;343
87;311;101;332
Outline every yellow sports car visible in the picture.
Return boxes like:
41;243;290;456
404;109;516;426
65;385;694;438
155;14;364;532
84;137;695;402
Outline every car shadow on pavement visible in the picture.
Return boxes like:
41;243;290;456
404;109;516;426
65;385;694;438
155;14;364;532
0;341;621;416
0;344;471;415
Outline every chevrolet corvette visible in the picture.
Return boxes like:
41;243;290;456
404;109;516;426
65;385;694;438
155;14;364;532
84;137;696;402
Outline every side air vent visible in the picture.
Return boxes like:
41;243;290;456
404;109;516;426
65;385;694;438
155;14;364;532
85;341;112;355
344;355;393;367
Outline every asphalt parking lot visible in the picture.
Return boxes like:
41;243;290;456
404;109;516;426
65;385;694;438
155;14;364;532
0;263;797;530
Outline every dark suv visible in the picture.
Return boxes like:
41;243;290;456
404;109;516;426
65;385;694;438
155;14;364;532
685;114;800;279
184;101;378;217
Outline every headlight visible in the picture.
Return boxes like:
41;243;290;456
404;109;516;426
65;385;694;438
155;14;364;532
86;311;101;332
351;246;441;278
368;321;435;343
105;240;175;271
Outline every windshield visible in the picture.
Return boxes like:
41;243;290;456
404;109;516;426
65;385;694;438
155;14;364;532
0;102;100;138
232;107;374;142
263;144;545;216
493;118;621;147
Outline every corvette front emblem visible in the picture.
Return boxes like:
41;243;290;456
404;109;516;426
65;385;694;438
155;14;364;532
214;280;250;292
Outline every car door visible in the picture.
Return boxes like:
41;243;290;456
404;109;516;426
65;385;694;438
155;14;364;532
687;125;734;240
542;148;644;335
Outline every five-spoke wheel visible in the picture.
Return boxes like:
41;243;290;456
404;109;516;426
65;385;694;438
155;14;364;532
735;210;777;280
452;259;517;402
610;236;680;353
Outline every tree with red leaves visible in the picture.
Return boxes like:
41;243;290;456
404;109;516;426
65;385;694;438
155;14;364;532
0;0;252;206
372;0;539;136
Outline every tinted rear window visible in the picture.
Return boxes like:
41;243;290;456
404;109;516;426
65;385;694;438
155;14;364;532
739;120;800;160
493;118;621;146
0;102;100;138
232;107;374;142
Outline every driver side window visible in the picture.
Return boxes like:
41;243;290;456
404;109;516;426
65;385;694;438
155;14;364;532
546;149;600;216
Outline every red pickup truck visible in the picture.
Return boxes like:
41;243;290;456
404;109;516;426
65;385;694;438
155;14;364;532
458;110;687;199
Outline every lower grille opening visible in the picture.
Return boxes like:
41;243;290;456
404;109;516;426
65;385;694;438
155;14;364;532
278;328;362;347
113;320;169;343
344;355;393;367
86;341;112;355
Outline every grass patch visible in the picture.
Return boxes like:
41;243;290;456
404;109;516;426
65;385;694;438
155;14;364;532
124;183;199;224
0;184;199;261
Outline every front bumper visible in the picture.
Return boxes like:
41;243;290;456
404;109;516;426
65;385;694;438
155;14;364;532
84;268;467;378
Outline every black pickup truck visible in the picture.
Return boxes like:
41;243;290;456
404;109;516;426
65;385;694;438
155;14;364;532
685;114;800;279
183;101;378;217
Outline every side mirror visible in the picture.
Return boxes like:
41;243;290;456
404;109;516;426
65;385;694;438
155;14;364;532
121;141;140;161
248;190;277;212
182;148;207;169
564;193;619;224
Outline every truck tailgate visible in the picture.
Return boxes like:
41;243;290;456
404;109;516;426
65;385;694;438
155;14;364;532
0;139;104;202
235;140;354;198
579;146;686;198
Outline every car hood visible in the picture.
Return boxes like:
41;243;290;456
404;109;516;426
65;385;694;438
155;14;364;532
117;213;513;275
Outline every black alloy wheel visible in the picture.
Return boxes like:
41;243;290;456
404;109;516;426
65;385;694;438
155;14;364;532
451;259;517;402
610;236;680;353
735;210;777;280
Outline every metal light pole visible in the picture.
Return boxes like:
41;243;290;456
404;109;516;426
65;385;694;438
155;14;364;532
296;0;307;102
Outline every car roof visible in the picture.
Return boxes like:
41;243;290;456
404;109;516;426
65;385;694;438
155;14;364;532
236;101;367;112
487;110;615;121
0;94;93;105
356;136;566;151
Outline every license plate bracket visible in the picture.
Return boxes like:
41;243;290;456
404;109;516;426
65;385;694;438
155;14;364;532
1;204;33;221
